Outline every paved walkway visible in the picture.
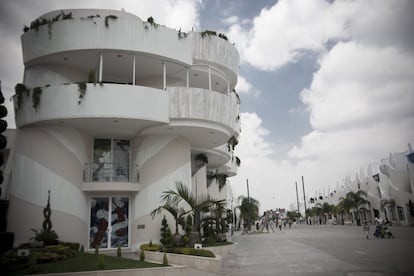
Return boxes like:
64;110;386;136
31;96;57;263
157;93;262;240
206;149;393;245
204;224;414;275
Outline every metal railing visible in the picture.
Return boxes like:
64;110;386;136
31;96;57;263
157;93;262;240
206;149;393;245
83;163;139;183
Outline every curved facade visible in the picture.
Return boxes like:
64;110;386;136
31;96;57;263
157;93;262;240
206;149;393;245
7;9;241;250
304;144;414;226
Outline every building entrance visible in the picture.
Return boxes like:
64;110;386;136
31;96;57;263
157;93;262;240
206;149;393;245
89;196;129;249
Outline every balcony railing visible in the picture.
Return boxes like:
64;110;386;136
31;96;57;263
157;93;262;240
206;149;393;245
84;163;139;183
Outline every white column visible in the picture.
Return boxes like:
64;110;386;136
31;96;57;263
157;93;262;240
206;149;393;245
227;82;230;95
208;66;211;91
163;62;166;90
132;56;136;85
99;53;103;82
186;67;190;88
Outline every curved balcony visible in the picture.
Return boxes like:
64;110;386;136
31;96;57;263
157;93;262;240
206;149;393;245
13;83;169;137
21;9;239;83
216;156;239;177
22;9;192;66
82;162;140;192
142;87;240;149
192;32;239;86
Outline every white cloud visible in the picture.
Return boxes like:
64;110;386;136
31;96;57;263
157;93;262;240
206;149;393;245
222;15;239;26
301;41;414;131
235;75;260;97
227;0;353;70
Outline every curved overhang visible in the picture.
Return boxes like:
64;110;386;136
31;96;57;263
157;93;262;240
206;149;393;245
14;83;169;137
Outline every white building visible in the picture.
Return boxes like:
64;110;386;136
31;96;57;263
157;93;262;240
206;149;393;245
306;144;414;226
3;9;240;250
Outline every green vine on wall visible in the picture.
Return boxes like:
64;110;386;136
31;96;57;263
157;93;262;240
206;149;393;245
24;11;73;34
32;87;42;110
178;28;188;39
218;33;228;41
78;82;87;105
14;83;30;110
227;135;239;152
201;30;217;38
104;15;118;28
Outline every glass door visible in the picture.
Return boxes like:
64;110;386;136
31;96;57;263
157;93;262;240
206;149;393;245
111;197;129;247
89;197;109;249
89;196;129;249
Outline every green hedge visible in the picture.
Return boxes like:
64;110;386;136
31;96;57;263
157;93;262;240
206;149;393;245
167;247;215;258
140;244;162;252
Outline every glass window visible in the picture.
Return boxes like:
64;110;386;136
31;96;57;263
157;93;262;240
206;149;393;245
93;139;130;182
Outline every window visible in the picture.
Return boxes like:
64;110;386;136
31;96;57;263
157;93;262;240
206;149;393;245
93;139;130;182
397;206;405;221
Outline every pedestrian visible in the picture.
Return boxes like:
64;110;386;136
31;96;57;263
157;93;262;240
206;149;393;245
363;221;370;239
278;219;282;231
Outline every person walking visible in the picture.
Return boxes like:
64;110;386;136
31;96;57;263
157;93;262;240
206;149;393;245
363;221;370;239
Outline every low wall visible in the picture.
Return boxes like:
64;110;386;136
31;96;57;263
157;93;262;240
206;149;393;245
36;266;187;276
204;243;236;256
143;251;221;273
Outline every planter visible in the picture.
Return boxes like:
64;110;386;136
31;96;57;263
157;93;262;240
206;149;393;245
142;250;221;273
204;243;236;256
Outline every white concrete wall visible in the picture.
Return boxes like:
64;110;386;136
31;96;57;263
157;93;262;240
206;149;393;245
8;126;89;246
130;136;191;250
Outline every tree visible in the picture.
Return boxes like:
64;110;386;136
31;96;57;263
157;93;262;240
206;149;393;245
151;203;185;235
159;215;173;248
159;181;213;240
339;191;370;225
236;196;259;231
337;195;354;224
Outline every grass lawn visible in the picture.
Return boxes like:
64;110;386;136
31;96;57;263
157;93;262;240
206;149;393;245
4;251;166;275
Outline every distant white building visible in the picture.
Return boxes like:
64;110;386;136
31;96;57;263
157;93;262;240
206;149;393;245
2;9;241;250
305;144;414;226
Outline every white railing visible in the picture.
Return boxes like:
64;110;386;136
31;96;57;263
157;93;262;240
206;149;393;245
83;163;139;183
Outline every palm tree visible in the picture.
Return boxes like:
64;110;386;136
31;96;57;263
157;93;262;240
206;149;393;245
159;181;213;233
338;195;354;224
347;190;370;224
236;196;260;232
150;203;185;235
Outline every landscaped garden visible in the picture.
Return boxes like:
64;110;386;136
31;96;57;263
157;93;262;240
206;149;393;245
1;246;164;275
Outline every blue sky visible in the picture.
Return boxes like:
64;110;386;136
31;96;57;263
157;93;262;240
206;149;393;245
1;0;413;212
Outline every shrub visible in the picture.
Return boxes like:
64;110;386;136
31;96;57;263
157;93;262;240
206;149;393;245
166;247;215;258
59;241;80;251
140;243;162;252
94;245;99;255
117;246;122;258
139;250;145;261
27;254;39;274
98;255;105;269
160;216;173;248
163;252;168;265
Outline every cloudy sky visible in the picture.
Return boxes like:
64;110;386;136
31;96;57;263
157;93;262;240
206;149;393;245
1;0;413;212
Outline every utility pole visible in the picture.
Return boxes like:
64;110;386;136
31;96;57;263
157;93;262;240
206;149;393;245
247;179;250;201
295;181;300;215
302;176;307;214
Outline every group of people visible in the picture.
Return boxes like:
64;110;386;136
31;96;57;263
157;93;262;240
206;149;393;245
363;217;395;239
255;210;296;233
